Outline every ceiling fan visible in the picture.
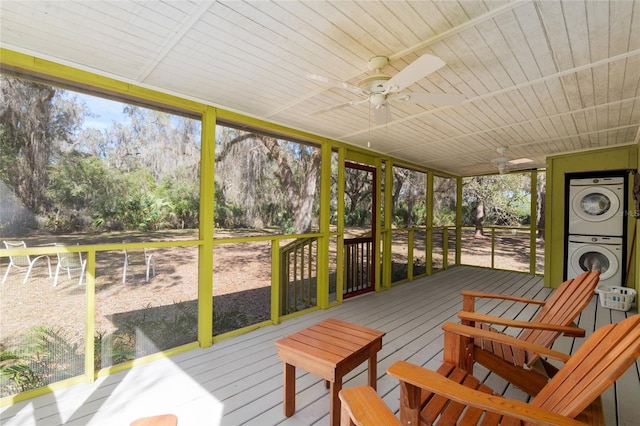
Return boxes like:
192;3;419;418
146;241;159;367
491;147;535;174
307;54;465;124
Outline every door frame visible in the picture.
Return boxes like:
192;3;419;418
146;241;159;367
343;161;377;297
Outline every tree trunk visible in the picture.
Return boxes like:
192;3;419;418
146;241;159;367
537;191;545;239
1;78;55;211
262;138;320;233
474;199;485;237
216;133;321;233
293;150;320;233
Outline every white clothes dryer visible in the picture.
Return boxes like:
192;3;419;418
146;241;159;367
568;176;625;236
567;235;623;287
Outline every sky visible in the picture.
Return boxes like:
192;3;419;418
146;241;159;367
73;91;129;131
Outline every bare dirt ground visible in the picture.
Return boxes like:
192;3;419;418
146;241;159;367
1;229;542;348
0;230;273;346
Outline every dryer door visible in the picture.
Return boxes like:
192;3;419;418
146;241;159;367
571;186;620;223
570;244;619;280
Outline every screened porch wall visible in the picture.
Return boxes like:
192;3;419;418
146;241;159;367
0;51;544;405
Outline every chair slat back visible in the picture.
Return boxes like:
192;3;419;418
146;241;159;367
520;271;599;363
58;252;83;268
532;314;640;418
125;248;147;265
55;244;83;268
3;240;30;266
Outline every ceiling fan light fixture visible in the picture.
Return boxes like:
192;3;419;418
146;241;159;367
498;163;508;174
370;93;386;107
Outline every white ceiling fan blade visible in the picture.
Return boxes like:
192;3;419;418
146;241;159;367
311;98;369;116
311;101;355;115
306;73;363;95
373;104;392;125
391;92;465;106
384;54;446;93
512;163;546;170
507;157;534;165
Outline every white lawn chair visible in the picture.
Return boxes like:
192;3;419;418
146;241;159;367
122;247;155;283
2;240;52;284
53;243;87;286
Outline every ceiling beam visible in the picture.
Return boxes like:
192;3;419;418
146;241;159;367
136;2;213;81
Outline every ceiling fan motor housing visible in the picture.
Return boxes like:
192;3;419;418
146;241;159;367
359;56;392;94
358;74;391;93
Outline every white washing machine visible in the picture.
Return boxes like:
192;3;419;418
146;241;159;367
567;235;623;286
568;176;625;236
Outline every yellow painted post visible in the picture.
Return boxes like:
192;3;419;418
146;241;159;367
336;147;345;302
383;160;393;288
530;171;538;274
442;226;449;270
271;239;281;323
636;146;640;296
426;171;434;275
456;176;463;265
374;156;383;291
544;165;553;287
317;141;332;309
407;228;414;280
491;228;496;269
85;250;96;381
198;107;215;347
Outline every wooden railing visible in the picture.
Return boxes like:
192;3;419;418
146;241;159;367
279;237;317;315
384;225;543;283
344;236;373;297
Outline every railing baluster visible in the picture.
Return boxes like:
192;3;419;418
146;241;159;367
343;237;373;297
279;237;319;315
306;241;312;304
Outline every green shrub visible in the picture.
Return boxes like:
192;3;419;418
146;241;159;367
0;327;83;397
214;306;249;335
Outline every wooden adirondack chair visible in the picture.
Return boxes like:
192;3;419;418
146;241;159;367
339;314;640;426
457;270;600;396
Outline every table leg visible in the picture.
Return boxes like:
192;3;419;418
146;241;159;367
284;363;295;417
329;379;342;426
368;353;378;390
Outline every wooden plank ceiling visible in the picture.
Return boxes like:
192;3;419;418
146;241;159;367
1;0;639;176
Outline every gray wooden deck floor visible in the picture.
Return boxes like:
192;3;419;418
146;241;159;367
1;266;638;425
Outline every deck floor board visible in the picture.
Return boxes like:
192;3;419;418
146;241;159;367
1;266;638;425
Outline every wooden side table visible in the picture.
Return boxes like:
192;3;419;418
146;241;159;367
275;318;385;426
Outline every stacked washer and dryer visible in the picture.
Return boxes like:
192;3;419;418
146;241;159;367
566;174;627;286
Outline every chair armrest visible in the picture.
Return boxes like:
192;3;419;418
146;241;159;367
442;322;571;362
387;361;587;426
458;312;586;337
461;290;547;306
31;254;51;262
339;387;400;426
